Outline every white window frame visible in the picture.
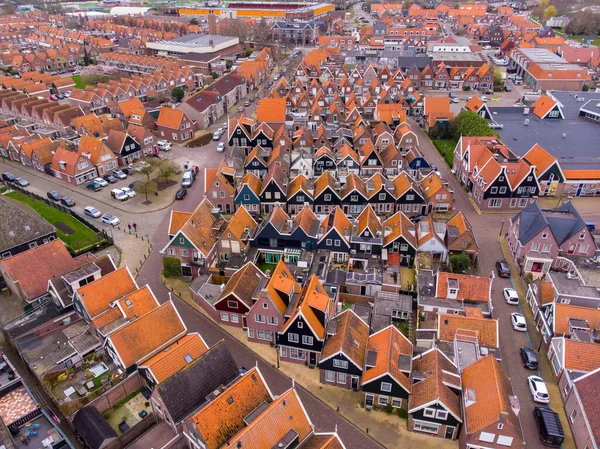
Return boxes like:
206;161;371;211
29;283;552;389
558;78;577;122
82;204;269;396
288;333;299;343
423;408;436;418
337;372;346;384
378;395;389;406
381;382;392;392
302;335;314;346
220;312;229;321
325;370;335;382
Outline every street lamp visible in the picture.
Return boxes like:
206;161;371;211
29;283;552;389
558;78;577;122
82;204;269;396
498;218;506;237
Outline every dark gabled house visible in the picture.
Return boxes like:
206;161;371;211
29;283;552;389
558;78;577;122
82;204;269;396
317;207;353;262
287;174;313;216
234;173;262;215
367;172;396;217
105;129;140;166
72;406;117;449
259;164;288;215
350;205;383;257
228;115;254;149
359;140;383;177
319;309;369;390
382;211;417;267
405;147;430;176
522;144;565;196
0;197;56;258
313;147;336;177
251;123;274;151
313;171;341;216
244;146;268;179
340;173;368;216
362;325;413;410
277;275;336;366
150;340;239;433
393;172;427;216
251;206;318;251
408;348;462;440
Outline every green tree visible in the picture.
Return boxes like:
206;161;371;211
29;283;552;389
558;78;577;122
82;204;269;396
450;252;471;273
134;179;157;203
544;5;557;20
171;87;185;102
226;60;233;70
492;67;504;87
450;111;500;141
156;160;178;185
538;0;550;11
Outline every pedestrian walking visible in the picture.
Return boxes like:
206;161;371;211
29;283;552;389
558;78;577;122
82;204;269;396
133;223;137;232
128;224;132;232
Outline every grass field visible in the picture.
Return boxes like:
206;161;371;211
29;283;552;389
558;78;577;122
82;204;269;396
6;192;102;252
568;35;600;47
432;139;456;166
71;75;86;89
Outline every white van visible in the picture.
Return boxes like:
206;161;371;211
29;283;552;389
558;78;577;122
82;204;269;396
111;188;128;201
181;171;194;188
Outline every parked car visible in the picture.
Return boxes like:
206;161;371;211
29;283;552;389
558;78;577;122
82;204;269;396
14;177;29;187
244;99;251;107
120;186;136;198
128;180;140;190
480;96;488;102
212;132;222;141
533;407;565;447
110;188;128;201
217;142;225;152
520;347;538;370
57;93;65;100
64;92;71;98
60;197;75;207
103;174;117;184
157;140;171;151
86;182;102;191
101;214;120;226
450;97;459;103
94;178;109;187
496;259;511;277
175;188;187;200
238;106;245;112
47;190;62;201
113;169;127;180
181;170;194;188
504;85;512;92
503;288;519;305
84;206;101;218
528;376;550;403
511;313;527;331
2;172;16;182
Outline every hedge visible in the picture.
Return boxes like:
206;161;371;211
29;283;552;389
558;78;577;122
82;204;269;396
163;257;182;278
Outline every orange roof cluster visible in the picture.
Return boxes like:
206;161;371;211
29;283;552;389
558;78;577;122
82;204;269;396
438;309;499;348
436;272;491;302
363;326;412;392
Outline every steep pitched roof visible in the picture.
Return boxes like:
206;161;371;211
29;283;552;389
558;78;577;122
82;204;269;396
362;326;412;392
573;368;600;447
256;98;286;123
321;310;369;369
77;266;138;319
156;106;185;129
438;308;499;347
562;338;600;373
523;144;560;178
382;211;416;248
217;263;265;309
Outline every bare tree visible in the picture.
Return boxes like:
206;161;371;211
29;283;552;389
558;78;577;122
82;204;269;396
138;158;157;181
218;19;252;43
156;160;178;185
253;19;272;49
134;179;158;203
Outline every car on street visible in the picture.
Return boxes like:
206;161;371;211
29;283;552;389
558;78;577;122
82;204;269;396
2;172;16;182
511;313;527;331
181;170;194;188
238;106;245;112
496;259;511;277
60;197;75;207
120;186;136;198
49;95;58;101
244;99;251;107
57;93;65;100
94;178;109;187
47;190;62;201
86;182;102;191
14;177;29;187
222;122;228;128
175;188;187;200
520;347;538;370
480;96;488;102
113;169;127;180
450;97;459;103
212;131;222;141
217;142;225;152
103;174;118;184
533;407;565;447
101;214;120;226
528;376;550;403
157;140;172;151
84;206;101;218
504;288;520;305
273;73;281;81
504;84;512;92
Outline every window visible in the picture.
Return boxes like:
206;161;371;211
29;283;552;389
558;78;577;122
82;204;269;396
288;333;299;343
542;233;548;239
406;194;414;201
391;398;402;408
326;239;333;246
256;329;271;340
337;372;346;384
325;370;335;382
255;314;265;323
290;348;305;360
268;316;278;325
167;248;175;256
579;244;589;253
297;322;303;329
400;243;408;251
230;314;239;323
324;194;332;201
488;198;502;208
570;408;578;423
172;133;178;141
414;420;440;434
378;395;389;406
180;249;188;257
379;193;386;201
423;408;436;418
491;186;498;194
227;300;238;309
542;244;551;253
302;335;314;345
248;328;254;339
281;347;287;357
220;312;229;321
531;243;539;252
436;410;448;420
334;240;341;247
351;195;359;202
499;187;507;194
28;242;38;249
333;359;349;369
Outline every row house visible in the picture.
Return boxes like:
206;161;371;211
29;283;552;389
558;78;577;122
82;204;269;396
156;106;197;143
51;147;98;186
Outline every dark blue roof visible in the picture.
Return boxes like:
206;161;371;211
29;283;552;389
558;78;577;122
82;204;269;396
512;201;587;245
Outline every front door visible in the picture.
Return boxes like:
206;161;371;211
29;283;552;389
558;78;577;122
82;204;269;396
226;203;231;213
309;352;316;366
351;376;359;391
365;394;374;408
444;426;456;439
181;265;192;277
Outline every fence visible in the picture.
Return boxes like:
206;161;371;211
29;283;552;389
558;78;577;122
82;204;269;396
9;184;113;255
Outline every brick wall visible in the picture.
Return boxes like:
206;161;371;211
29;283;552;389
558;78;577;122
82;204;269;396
88;372;143;413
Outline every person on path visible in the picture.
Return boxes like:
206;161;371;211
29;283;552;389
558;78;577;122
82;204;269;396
133;223;137;232
128;224;132;232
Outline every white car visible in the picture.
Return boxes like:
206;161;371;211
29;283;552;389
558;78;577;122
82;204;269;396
157;140;171;151
451;97;459;103
120;186;137;198
511;313;527;332
217;142;225;152
83;206;101;218
94;178;109;187
101;214;120;226
503;288;519;305
528;376;550;403
480;96;488;102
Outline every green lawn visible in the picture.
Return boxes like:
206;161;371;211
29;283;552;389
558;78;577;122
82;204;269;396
6;192;103;253
258;262;277;273
72;75;86;89
432;139;457;166
568;35;600;47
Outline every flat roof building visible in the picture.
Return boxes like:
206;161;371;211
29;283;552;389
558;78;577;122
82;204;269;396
146;34;240;56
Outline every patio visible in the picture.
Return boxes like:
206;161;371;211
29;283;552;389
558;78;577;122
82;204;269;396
103;390;151;435
48;359;119;404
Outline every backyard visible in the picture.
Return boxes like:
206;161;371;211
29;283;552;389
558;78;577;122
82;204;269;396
432;139;456;166
6;191;104;253
103;389;151;435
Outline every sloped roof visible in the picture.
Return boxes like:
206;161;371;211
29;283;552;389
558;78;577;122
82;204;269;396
72;406;117;449
436;272;490;302
562;338;600;373
77;266;138;319
217;262;265;309
321;310;369;369
362;326;412;392
554;303;600;335
438;308;499;347
573;368;600;446
157;106;184;129
256;98;286;123
523;144;558;178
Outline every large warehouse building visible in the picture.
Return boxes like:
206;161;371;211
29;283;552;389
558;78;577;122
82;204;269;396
146;34;240;57
178;1;334;20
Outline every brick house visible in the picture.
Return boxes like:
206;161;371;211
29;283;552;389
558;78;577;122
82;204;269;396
126;124;156;158
51;147;98;185
562;367;600;449
217;207;258;265
204;167;235;214
156;106;197;143
77;135;118;177
507;201;596;277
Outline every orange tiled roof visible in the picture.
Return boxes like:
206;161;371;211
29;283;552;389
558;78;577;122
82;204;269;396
562;338;600;373
523;144;557;177
554;303;600;335
156;106;184;129
362;326;412;392
539;280;554;304
321;310;369;369
169;211;192;236
256;98;286;123
464;96;484;113
438;309;498;347
77;266;138;319
141;333;208;384
436;272;490;302
531;95;558;119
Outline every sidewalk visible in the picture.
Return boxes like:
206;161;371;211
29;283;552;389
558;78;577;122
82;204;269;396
164;279;454;449
99;230;152;277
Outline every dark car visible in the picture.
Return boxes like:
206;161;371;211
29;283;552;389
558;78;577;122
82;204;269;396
533;407;565;447
410;215;427;224
60;197;75;207
496;259;511;277
504;84;512;92
520;347;538;370
2;172;16;182
121;168;130;176
175;188;187;200
103;174;118;184
47;190;63;201
128;180;140;190
86;182;102;192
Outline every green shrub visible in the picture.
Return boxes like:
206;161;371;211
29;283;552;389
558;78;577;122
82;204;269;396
185;133;214;148
450;252;471;273
163;257;182;278
397;408;408;420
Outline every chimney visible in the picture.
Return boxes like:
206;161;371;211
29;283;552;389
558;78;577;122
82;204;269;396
208;14;217;35
209;39;214;47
